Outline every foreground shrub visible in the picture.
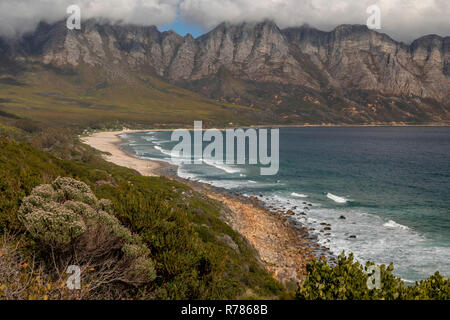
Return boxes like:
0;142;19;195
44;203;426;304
296;253;449;300
18;177;156;290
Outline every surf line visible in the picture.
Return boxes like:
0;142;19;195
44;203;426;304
170;121;280;175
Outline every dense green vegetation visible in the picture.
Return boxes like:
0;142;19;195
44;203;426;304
0;135;283;299
297;253;449;300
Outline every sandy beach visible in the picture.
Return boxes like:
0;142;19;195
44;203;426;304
81;129;318;283
81;129;164;177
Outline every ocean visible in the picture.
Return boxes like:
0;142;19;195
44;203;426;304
119;126;450;282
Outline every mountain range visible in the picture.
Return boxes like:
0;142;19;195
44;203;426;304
0;19;449;126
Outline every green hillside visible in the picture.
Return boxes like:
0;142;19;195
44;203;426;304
0;63;258;129
0;135;284;299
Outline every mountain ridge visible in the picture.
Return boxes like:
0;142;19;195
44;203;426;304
0;19;449;125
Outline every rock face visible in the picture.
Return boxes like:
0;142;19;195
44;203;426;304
283;25;450;102
1;19;449;124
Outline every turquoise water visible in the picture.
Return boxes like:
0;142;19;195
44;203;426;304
120;127;450;282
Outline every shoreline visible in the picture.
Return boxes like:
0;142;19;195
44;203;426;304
81;129;166;177
81;123;450;138
81;129;326;284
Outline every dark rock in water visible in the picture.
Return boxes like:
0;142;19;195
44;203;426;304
286;210;295;215
349;235;357;239
339;215;346;220
324;227;331;231
299;211;306;215
308;203;312;206
324;233;331;236
303;206;309;210
320;222;327;226
302;202;307;205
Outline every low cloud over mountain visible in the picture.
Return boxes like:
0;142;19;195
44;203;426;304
0;0;449;42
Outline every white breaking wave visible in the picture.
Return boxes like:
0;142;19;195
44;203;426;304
257;192;450;281
139;156;170;163
383;220;410;230
203;159;241;174
327;193;349;203
154;145;172;157
291;192;308;198
177;166;199;181
154;140;171;145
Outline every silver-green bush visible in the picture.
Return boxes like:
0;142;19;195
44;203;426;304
18;177;156;285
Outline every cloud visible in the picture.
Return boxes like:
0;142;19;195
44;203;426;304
0;0;179;37
179;0;450;42
0;0;448;41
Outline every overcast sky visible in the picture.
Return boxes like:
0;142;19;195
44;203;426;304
0;0;449;42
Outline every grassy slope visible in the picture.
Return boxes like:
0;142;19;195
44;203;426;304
0;63;258;128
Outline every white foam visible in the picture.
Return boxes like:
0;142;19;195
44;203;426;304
383;220;410;230
177;165;203;181
291;192;308;198
143;136;157;142
203;159;241;174
154;140;171;145
327;193;349;203
154;145;173;157
139;156;171;164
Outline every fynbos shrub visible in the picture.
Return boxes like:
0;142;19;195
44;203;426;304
18;177;156;285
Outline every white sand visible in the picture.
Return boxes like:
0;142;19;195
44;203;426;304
81;129;163;177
